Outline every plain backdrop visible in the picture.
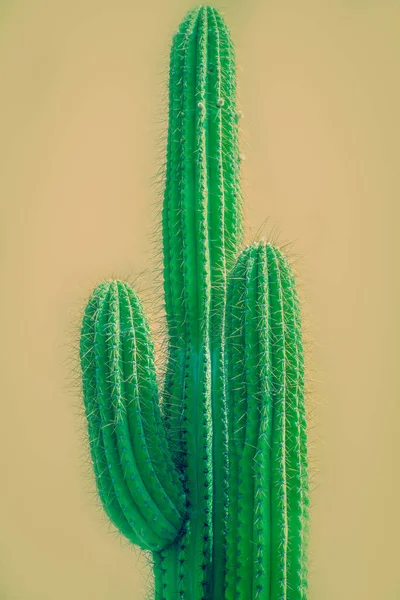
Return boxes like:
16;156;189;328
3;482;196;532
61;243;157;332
1;0;399;598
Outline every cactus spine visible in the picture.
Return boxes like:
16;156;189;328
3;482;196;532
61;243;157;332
80;5;309;600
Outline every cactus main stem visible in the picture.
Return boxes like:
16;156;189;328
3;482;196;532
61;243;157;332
159;6;242;599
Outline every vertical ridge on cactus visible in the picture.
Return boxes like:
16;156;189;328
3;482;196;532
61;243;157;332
79;5;309;599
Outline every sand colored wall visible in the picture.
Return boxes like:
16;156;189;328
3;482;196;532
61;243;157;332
1;1;399;598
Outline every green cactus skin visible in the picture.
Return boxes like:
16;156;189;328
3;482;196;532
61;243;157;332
160;6;241;599
79;5;309;600
80;281;186;551
225;244;309;600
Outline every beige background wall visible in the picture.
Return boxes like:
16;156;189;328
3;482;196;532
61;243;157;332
1;1;399;598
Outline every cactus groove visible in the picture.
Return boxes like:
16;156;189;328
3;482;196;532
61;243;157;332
79;5;309;600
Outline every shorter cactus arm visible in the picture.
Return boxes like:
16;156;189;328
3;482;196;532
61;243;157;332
225;243;309;600
80;281;186;552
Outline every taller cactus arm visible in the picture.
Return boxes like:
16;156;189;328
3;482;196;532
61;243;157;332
225;243;309;599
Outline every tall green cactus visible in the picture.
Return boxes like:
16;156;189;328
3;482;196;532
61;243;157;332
80;5;309;600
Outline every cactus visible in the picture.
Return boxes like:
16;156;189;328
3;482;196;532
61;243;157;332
79;5;309;600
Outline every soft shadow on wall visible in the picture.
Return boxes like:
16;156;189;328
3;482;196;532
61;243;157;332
0;0;398;599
